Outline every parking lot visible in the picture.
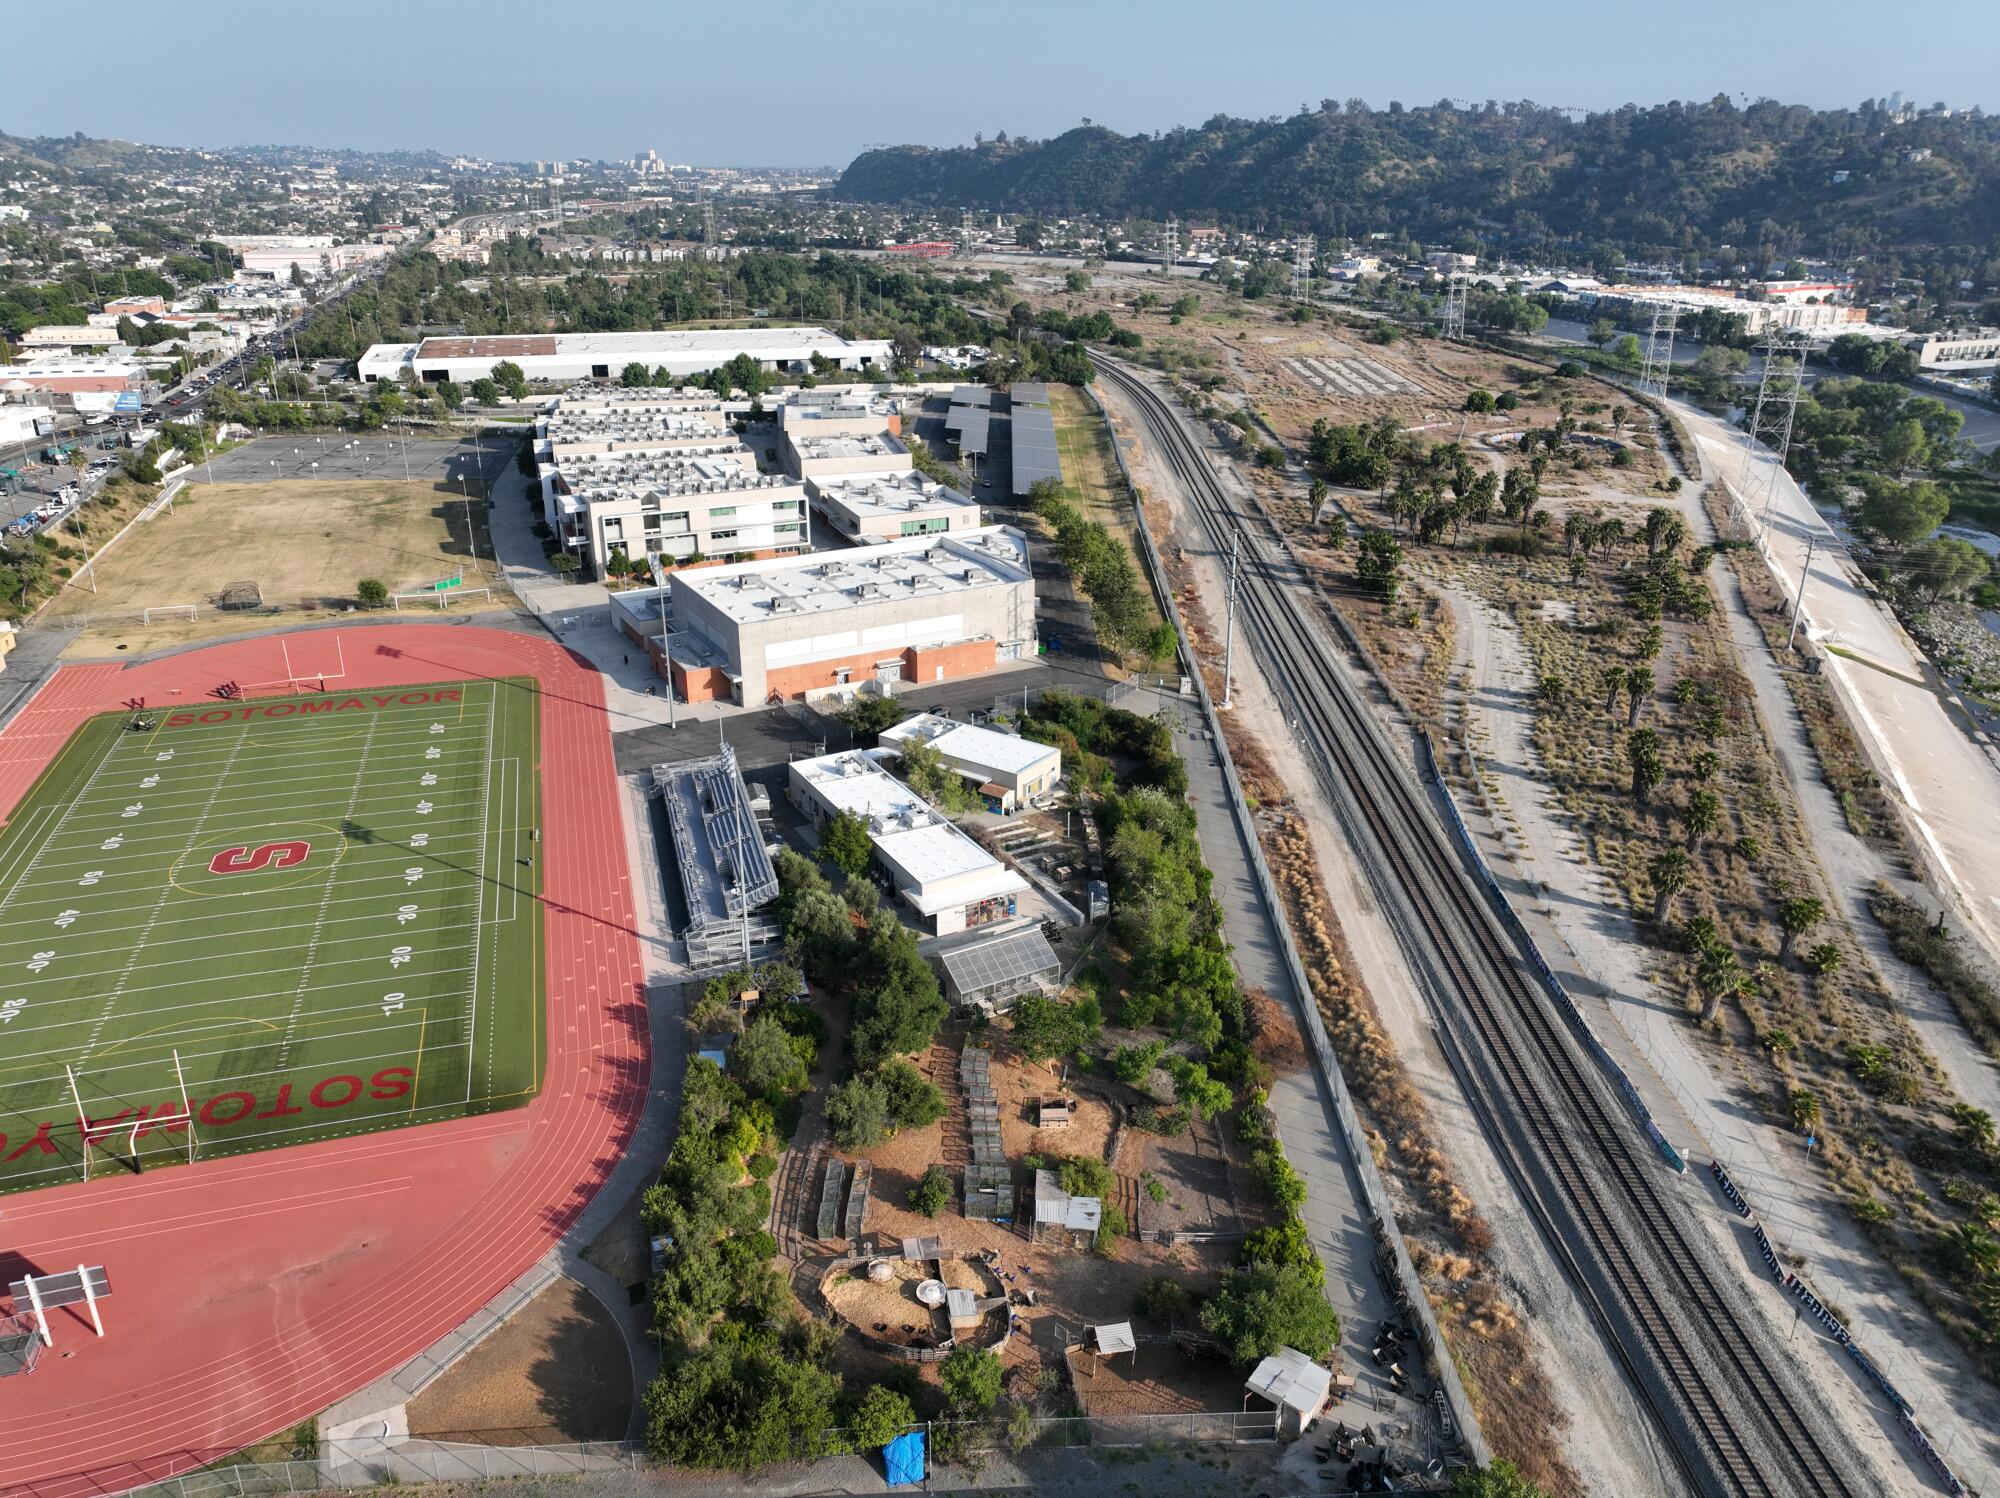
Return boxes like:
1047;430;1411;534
189;434;510;492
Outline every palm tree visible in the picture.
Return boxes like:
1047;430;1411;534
1944;1221;2000;1281
1644;507;1687;559
1951;1103;1997;1153
1602;665;1626;718
1628;729;1664;805
1778;896;1826;961
1649;849;1693;924
1625;666;1655;727
1682;789;1721;851
1696;942;1745;1022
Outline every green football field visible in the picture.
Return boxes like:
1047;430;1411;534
0;677;543;1194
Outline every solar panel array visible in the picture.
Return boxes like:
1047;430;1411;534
1009;392;1062;497
944;404;990;457
960;1044;1013;1220
950;385;994;408
940;927;1059;1004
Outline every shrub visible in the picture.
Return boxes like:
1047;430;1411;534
1199;1261;1339;1364
825;1075;891;1149
938;1343;1003;1414
908;1165;952;1218
355;578;388;608
1134;1276;1191;1320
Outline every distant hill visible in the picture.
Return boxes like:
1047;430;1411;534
835;98;2000;269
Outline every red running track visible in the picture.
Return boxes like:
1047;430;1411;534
0;625;649;1498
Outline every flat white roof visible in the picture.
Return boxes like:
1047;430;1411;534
792;431;905;463
811;472;977;522
879;714;1057;778
675;527;1028;625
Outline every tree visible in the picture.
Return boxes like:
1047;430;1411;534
820;811;873;878
850;918;947;1066
1165;1056;1233;1122
469;376;501;406
1198;1261;1339;1364
1064;269;1092;294
1904;537;1989;599
1602;665;1626;718
1643;507;1686;559
1609;333;1642;366
1464;388;1496;413
838;694;907;746
355;577;389;608
1241;1218;1320;1273
908;1164;952;1218
1008;994;1097;1061
848;1384;916;1450
1855;477;1949;548
643;1340;840;1468
824;1074;891;1149
621;361;651;387
878;1056;946;1129
1951;1102;1997;1153
1112;1039;1165;1085
550;552;580;578
1624;666;1655;727
1682;788;1720;851
939;1343;1004;1414
731;1014;811;1099
1777;896;1825;961
1355;528;1402;602
1649;848;1693;924
1696;942;1745;1023
1588;317;1616;347
490;359;529;399
1628;728;1664;805
1945;1222;2000;1281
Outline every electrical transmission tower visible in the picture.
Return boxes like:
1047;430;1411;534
1737;330;1809;538
958;207;973;255
702;194;717;248
1161;218;1178;273
1292;236;1315;301
1636;304;1680;401
1440;270;1468;341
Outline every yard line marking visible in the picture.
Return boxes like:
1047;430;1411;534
0;719;131;925
278;706;385;1070
81;726;268;1055
465;685;497;1104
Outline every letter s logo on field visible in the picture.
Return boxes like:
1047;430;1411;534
209;840;312;875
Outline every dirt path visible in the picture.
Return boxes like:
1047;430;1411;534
1442;563;2000;1496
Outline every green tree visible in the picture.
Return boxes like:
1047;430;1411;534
730;1014;811;1099
621;361;651;387
938;1343;1004;1414
643;1340;839;1468
1355;528;1402;602
490;359;529;399
1007;994;1098;1061
1628;728;1664;805
824;1074;891;1149
1464;388;1496;413
878;1056;946;1129
1623;666;1655;727
1682;787;1720;851
355;578;389;608
820;811;873;878
1903;537;1990;599
908;1164;952;1218
1696;942;1746;1023
1587;317;1616;347
1856;477;1949;548
838;694;907;746
847;1384;916;1450
1241;1218;1320;1272
1165;1056;1233;1121
1777;896;1825;961
1198;1260;1339;1364
469;376;501;406
1112;1040;1165;1085
1649;848;1693;924
1064;270;1092;293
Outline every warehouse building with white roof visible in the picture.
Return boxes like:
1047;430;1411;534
787;750;1027;935
667;527;1035;706
358;326;893;386
809;471;982;545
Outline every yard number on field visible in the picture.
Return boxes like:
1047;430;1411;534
381;991;406;1017
0;998;25;1025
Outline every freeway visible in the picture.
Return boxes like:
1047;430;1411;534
1096;356;1876;1498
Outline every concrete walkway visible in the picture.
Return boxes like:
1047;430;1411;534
1118;689;1405;1421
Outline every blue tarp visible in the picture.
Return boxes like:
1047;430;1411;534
883;1429;926;1486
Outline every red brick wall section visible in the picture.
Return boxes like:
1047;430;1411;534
673;661;734;703
762;638;997;703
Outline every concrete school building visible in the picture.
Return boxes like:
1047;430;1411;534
532;387;809;571
664;527;1036;707
875;712;1061;811
357;326;893;386
785;749;1028;936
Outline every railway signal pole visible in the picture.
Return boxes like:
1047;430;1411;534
1220;533;1240;709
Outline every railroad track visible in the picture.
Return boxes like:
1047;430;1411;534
1097;358;1862;1498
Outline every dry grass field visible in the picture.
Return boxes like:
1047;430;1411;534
45;477;506;650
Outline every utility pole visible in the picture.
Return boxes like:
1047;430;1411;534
1787;533;1817;650
1220;533;1240;709
1637;304;1679;402
1440;270;1467;341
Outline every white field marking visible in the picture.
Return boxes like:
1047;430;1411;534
15;823;489;885
276;706;390;1070
77;725;270;1054
121;714;489;761
56;774;489;829
0;723;134;926
0;807;59;899
20;812;487;872
463;687;496;1103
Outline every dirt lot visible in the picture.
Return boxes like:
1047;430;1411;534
822;1254;1001;1350
1063;1341;1247;1415
404;1276;631;1445
45;477;507;651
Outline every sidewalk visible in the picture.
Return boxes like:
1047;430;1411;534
1120;689;1403;1415
1676;400;2000;965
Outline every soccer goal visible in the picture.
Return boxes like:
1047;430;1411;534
142;604;199;625
392;586;494;610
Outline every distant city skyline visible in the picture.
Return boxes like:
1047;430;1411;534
5;0;1998;169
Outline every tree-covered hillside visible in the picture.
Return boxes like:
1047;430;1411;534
836;97;2000;276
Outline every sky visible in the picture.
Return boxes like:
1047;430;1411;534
8;0;1999;168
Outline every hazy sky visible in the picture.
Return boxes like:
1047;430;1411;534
8;0;1997;167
